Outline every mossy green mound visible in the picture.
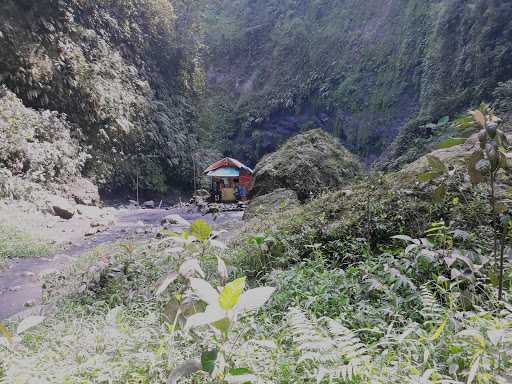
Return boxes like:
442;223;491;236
251;129;362;200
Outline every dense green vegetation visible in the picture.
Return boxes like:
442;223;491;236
1;106;511;382
1;0;512;194
2;149;511;381
250;129;362;200
0;0;211;194
1;2;512;383
203;0;512;165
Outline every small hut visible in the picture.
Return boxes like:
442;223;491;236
204;157;253;202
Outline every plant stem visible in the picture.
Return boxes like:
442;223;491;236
490;172;497;264
498;227;506;301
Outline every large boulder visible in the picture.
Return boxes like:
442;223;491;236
161;214;190;227
61;177;100;206
251;129;362;200
243;189;299;220
47;196;76;219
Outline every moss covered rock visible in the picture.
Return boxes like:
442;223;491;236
251;129;362;200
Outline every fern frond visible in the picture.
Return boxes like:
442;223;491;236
288;308;369;383
317;362;362;383
236;339;277;384
420;285;443;323
324;318;368;361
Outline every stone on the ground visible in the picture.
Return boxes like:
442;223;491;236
64;177;100;206
24;300;36;307
161;214;190;227
48;196;76;219
143;200;155;209
243;188;300;220
194;189;210;198
84;229;96;237
251;129;362;200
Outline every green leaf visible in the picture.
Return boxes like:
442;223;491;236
211;317;230;333
190;278;219;305
252;234;265;246
155;271;178;296
219;277;246;310
0;323;12;344
190;219;212;241
417;171;438;183
201;349;218;374
236;287;276;312
391;235;420;244
185;308;225;330
427;155;447;174
430;317;448;341
229;368;252;376
17;316;45;335
437;116;450;125
437;137;466;149
432;184;446;204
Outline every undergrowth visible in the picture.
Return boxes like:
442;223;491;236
0;225;54;267
1;159;511;383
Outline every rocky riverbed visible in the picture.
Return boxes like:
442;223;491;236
0;205;243;320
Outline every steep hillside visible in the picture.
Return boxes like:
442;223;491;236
202;0;512;165
0;0;209;195
2;0;511;196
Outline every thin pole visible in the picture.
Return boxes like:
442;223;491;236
192;153;197;193
136;166;140;207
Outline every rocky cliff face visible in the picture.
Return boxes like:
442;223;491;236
2;0;511;197
203;0;512;166
0;0;208;195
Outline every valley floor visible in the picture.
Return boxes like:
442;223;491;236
0;205;242;320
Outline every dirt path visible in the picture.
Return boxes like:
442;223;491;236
0;207;243;320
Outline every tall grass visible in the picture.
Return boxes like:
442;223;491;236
0;225;54;266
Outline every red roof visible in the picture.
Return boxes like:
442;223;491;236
204;157;253;174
